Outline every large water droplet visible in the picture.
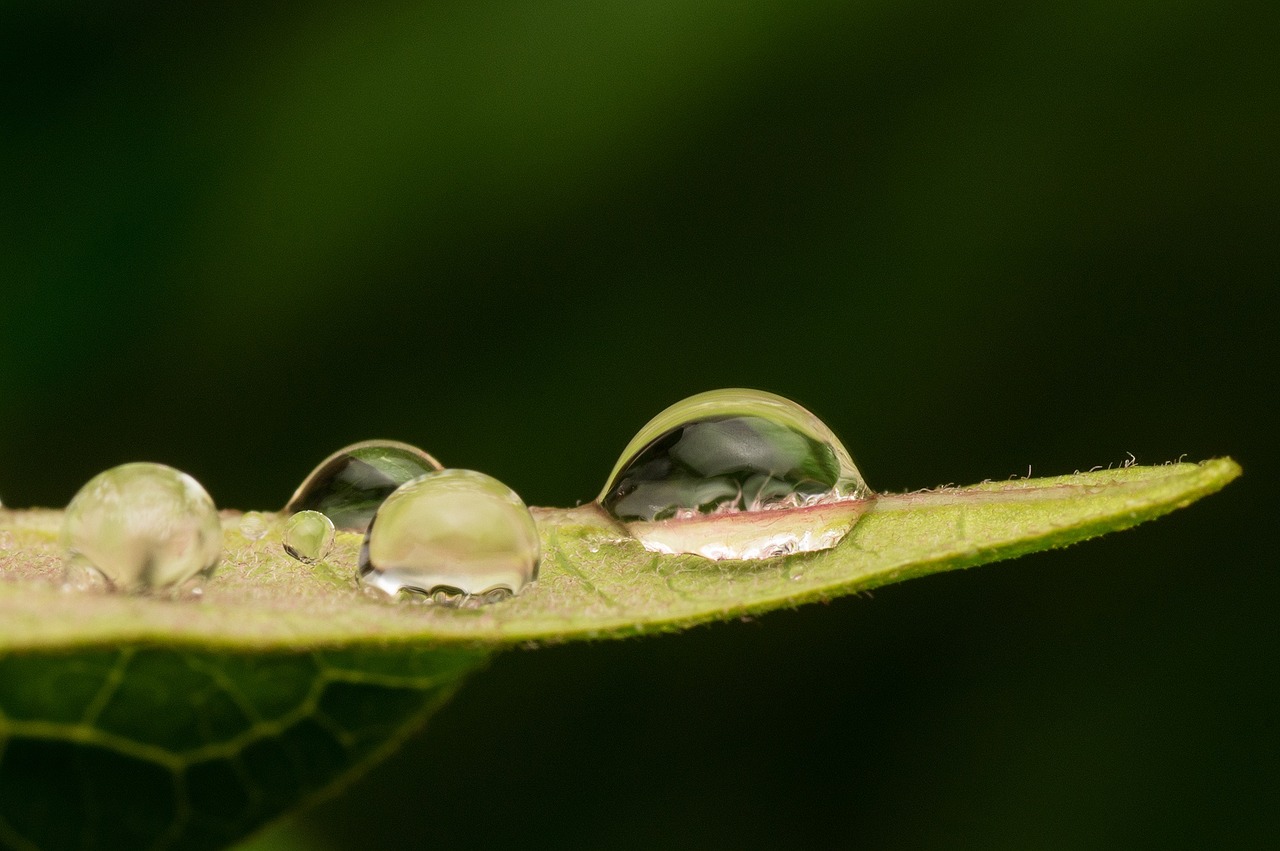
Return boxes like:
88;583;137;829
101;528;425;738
61;462;222;592
598;389;872;559
285;440;443;532
359;470;539;606
282;510;335;563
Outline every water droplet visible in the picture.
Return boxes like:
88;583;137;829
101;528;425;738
285;440;443;533
61;462;222;592
238;511;270;541
598;389;872;559
282;510;335;564
359;470;539;606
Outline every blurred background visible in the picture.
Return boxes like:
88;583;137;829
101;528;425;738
2;0;1276;847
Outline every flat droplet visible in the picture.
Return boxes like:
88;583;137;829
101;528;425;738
599;389;872;559
359;470;539;606
282;510;335;563
285;440;443;533
61;462;222;592
238;511;270;541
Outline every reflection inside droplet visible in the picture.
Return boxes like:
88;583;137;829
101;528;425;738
359;470;539;606
598;389;872;559
285;440;443;533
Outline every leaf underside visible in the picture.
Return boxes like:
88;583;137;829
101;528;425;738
0;460;1240;850
0;646;482;851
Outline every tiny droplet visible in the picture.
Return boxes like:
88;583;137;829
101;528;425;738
238;511;270;541
282;510;335;564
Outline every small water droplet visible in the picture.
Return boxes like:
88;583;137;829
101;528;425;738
282;510;335;564
60;462;222;592
238;511;270;541
62;556;112;592
598;389;872;559
359;470;539;606
285;440;443;532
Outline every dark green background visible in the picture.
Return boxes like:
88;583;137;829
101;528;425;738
2;1;1275;847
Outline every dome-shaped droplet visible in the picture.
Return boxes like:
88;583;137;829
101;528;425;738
238;511;270;541
598;389;872;559
282;510;335;563
359;470;539;606
285;440;443;533
61;462;222;592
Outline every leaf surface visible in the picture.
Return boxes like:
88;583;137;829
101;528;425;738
0;460;1241;650
0;460;1240;849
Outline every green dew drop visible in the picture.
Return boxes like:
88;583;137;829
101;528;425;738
359;470;540;607
61;462;222;592
285;439;443;533
282;510;335;564
598;389;873;560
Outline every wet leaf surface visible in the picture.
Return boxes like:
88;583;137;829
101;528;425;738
0;460;1239;849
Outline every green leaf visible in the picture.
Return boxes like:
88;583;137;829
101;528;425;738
0;460;1241;649
0;646;483;851
0;460;1239;849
